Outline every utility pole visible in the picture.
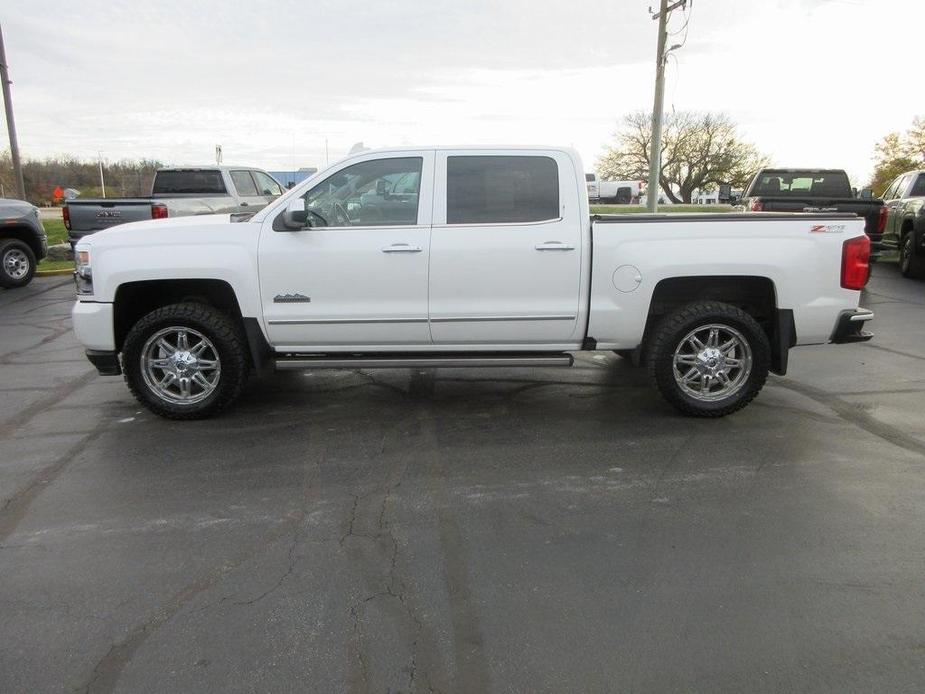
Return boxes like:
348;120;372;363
0;23;25;200
98;151;106;198
647;0;686;213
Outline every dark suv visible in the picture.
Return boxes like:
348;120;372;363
0;198;48;288
881;170;925;278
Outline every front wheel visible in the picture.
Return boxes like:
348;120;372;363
122;303;249;419
647;301;770;417
0;239;36;288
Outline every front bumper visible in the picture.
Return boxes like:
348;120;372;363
72;300;115;351
830;308;874;344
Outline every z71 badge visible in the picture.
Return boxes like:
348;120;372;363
809;224;845;234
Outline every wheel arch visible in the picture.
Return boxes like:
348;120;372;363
113;278;259;361
639;275;793;375
0;226;43;259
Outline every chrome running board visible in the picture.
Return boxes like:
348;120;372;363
273;353;573;370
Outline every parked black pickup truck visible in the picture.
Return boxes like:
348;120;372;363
740;168;887;253
880;169;925;278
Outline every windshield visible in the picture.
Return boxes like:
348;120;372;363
750;171;852;198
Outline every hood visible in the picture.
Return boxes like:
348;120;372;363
0;198;38;219
83;213;235;245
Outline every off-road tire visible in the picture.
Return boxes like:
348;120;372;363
647;301;771;417
122;302;249;420
0;239;37;288
899;233;925;279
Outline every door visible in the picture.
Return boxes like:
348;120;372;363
258;152;435;350
428;151;584;346
230;170;268;212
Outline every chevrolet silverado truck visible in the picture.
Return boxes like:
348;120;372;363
63;166;284;247
71;146;874;420
740;168;886;256
0;198;47;288
880;169;925;278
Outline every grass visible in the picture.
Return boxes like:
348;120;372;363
591;204;736;214
43;219;68;245
36;219;72;272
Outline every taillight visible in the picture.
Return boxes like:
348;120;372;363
151;203;168;220
841;235;871;290
62;205;71;231
749;199;763;212
877;205;887;234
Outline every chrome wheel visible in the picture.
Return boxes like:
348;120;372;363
140;327;221;405
672;323;752;402
3;248;30;280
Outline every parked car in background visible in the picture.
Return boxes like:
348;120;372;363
63;166;284;247
585;173;644;204
739;168;887;255
72;146;872;420
880;169;925;278
0;198;48;289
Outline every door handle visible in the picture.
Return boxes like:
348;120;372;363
381;243;422;253
535;241;575;251
240;202;249;207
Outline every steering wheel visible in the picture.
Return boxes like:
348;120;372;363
333;201;352;226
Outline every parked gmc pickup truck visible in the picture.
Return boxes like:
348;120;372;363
71;146;873;420
63;166;284;247
739;168;887;253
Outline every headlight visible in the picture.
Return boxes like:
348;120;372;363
75;248;93;295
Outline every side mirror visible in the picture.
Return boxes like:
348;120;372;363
280;198;308;230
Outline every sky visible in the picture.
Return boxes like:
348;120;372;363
1;0;922;186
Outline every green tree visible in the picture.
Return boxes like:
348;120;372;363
869;117;925;195
596;111;769;203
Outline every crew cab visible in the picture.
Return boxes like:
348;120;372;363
63;166;284;247
740;168;887;254
71;146;873;420
880;169;925;278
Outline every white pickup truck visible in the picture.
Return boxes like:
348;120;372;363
71;146;873;420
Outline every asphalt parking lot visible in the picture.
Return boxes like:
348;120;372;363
2;263;925;693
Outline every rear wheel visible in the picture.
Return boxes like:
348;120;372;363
0;239;36;288
899;233;925;279
122;303;249;419
648;301;770;417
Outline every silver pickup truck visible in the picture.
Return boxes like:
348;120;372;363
63;166;285;246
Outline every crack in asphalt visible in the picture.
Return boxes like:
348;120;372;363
778;380;925;459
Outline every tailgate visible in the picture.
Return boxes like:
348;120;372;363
67;200;153;236
755;198;883;235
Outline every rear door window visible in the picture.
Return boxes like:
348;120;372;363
446;156;559;224
231;171;259;196
910;174;925;198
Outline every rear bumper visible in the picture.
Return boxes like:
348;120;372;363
830;308;874;344
86;350;121;376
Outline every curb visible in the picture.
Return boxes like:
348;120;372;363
36;268;75;277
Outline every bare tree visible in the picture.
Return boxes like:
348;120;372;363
596;111;769;203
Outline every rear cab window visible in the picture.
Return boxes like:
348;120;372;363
152;170;227;195
445;155;559;224
750;171;852;198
